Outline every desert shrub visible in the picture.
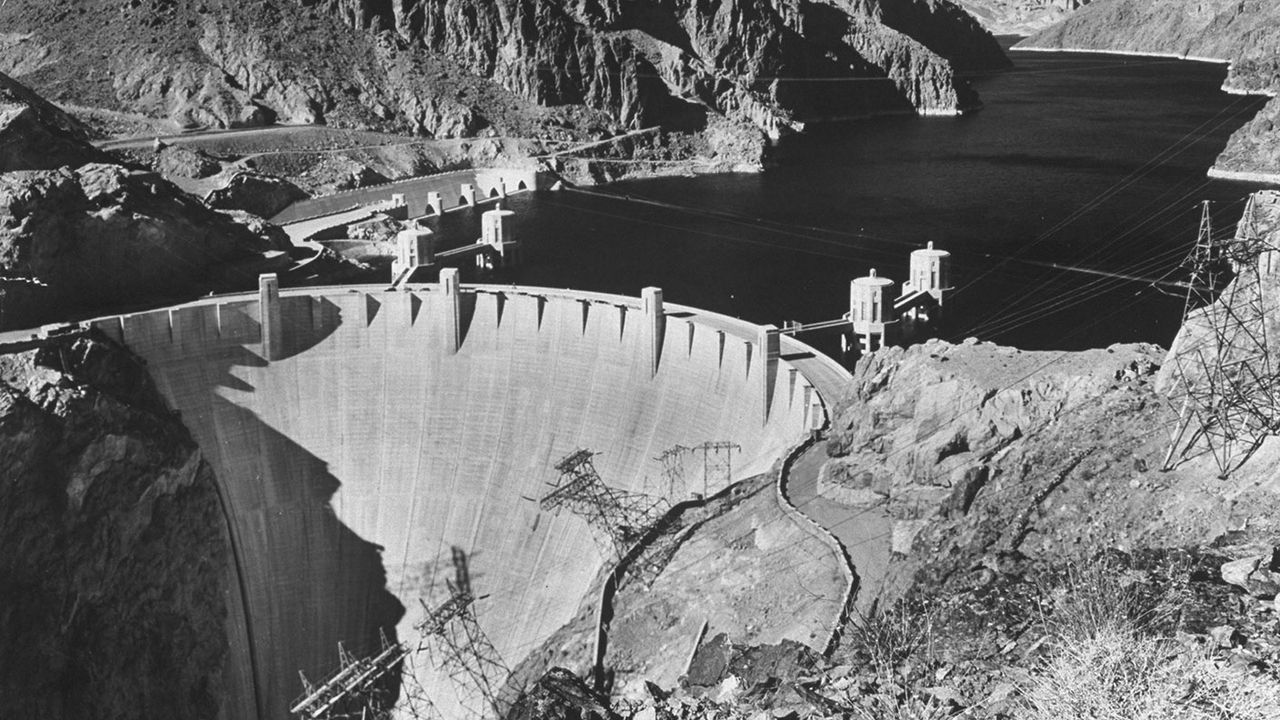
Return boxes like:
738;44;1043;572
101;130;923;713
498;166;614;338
840;598;939;681
1019;629;1280;720
1034;557;1184;642
850;691;952;720
1020;558;1279;720
833;598;953;718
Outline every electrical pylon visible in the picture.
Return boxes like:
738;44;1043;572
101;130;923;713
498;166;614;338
541;449;669;559
1163;197;1280;476
415;547;514;719
291;630;412;720
693;441;741;494
654;444;691;497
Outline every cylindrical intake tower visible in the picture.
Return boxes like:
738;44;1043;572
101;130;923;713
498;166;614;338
849;269;897;353
907;241;952;307
479;206;519;269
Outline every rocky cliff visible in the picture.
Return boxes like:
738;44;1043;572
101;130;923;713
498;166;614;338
0;0;1007;157
953;0;1091;36
1018;0;1280;63
0;331;229;719
318;0;1010;127
0;160;291;330
0;73;292;331
1016;0;1280;182
821;338;1170;566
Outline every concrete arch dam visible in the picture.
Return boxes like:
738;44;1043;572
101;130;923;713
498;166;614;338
87;281;852;720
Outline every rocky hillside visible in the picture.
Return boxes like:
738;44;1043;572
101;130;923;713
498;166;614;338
0;73;112;172
1019;0;1280;63
0;0;1007;160
954;0;1092;37
0;331;229;720
0;72;291;331
1016;0;1280;182
821;338;1169;562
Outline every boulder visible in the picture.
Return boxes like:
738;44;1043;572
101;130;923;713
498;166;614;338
1221;550;1280;598
156;145;222;180
204;171;308;219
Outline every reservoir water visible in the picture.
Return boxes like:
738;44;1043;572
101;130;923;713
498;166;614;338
452;49;1268;354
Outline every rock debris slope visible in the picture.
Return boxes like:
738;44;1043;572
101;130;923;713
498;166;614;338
0;0;1007;155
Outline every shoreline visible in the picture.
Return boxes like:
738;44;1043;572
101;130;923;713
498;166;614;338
1010;45;1230;64
1208;166;1280;187
1224;84;1279;98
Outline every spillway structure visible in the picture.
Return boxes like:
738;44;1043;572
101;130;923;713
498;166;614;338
81;273;852;720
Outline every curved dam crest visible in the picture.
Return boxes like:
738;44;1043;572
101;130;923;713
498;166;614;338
86;281;852;720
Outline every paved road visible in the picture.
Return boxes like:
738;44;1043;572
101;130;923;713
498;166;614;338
93;124;329;151
784;441;893;611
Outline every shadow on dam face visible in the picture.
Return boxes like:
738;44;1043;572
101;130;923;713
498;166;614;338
93;284;842;720
120;299;406;720
211;395;407;720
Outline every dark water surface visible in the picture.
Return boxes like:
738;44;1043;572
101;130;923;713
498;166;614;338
467;50;1269;354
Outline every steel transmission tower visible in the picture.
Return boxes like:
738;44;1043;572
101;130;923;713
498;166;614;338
654;444;691;497
652;441;741;498
415;547;514;719
290;630;415;720
541;449;669;559
694;441;741;493
1163;198;1280;476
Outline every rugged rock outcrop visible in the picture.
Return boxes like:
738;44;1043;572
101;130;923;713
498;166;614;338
822;338;1165;556
0;71;298;330
1212;97;1280;183
0;331;229;719
203;171;309;219
0;0;1007;158
1019;0;1280;63
336;0;1010;128
953;0;1092;37
1016;0;1280;182
0;72;109;172
0;161;290;330
156;145;222;180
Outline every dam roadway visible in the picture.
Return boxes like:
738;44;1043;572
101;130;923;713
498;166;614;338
84;281;854;720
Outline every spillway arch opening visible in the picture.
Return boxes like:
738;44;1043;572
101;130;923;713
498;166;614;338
85;282;853;720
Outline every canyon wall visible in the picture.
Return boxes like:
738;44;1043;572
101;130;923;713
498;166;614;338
0;0;1007;157
0;332;231;720
0;72;290;331
953;0;1092;37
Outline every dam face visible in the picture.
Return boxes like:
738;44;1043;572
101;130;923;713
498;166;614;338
88;282;842;720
